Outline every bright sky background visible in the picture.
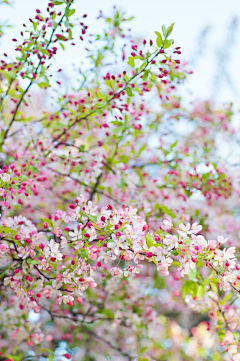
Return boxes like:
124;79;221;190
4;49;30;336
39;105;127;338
1;0;240;104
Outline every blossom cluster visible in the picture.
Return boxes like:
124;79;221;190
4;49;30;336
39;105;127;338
0;1;240;360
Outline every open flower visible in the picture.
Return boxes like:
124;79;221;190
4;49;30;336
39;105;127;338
57;294;74;305
98;251;116;264
178;222;202;237
110;267;123;276
44;282;62;298
107;234;127;255
0;173;10;183
162;217;173;230
69;227;82;241
163;234;178;250
44;239;63;261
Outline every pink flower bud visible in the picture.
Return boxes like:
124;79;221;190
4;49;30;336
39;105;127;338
146;252;153;258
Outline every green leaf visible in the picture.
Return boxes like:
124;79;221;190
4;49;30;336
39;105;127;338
162;24;167;37
188;268;197;282
119;155;129;164
190;282;198;297
154;31;162;37
166;23;175;38
65;6;70;17
197;285;205;299
146;234;154;248
140;346;148;354
125;87;133;97
1;226;17;235
104;309;114;318
27;259;39;265
142;72;148;81
41;49;50;56
125;16;134;21
211;281;219;294
105;354;112;361
160;206;176;219
41;218;54;228
163;40;172;49
38;82;49;89
223;292;233;303
87;214;98;223
111;120;123;126
182;281;193;298
170;140;178;149
80;249;89;260
69;9;76;16
156;34;163;48
68;28;73;39
127;57;135;68
120;178;125;188
140;62;147;70
33;21;37;31
12;345;19;355
136;143;146;157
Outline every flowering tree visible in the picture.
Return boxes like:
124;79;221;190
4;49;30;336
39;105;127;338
0;1;240;360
